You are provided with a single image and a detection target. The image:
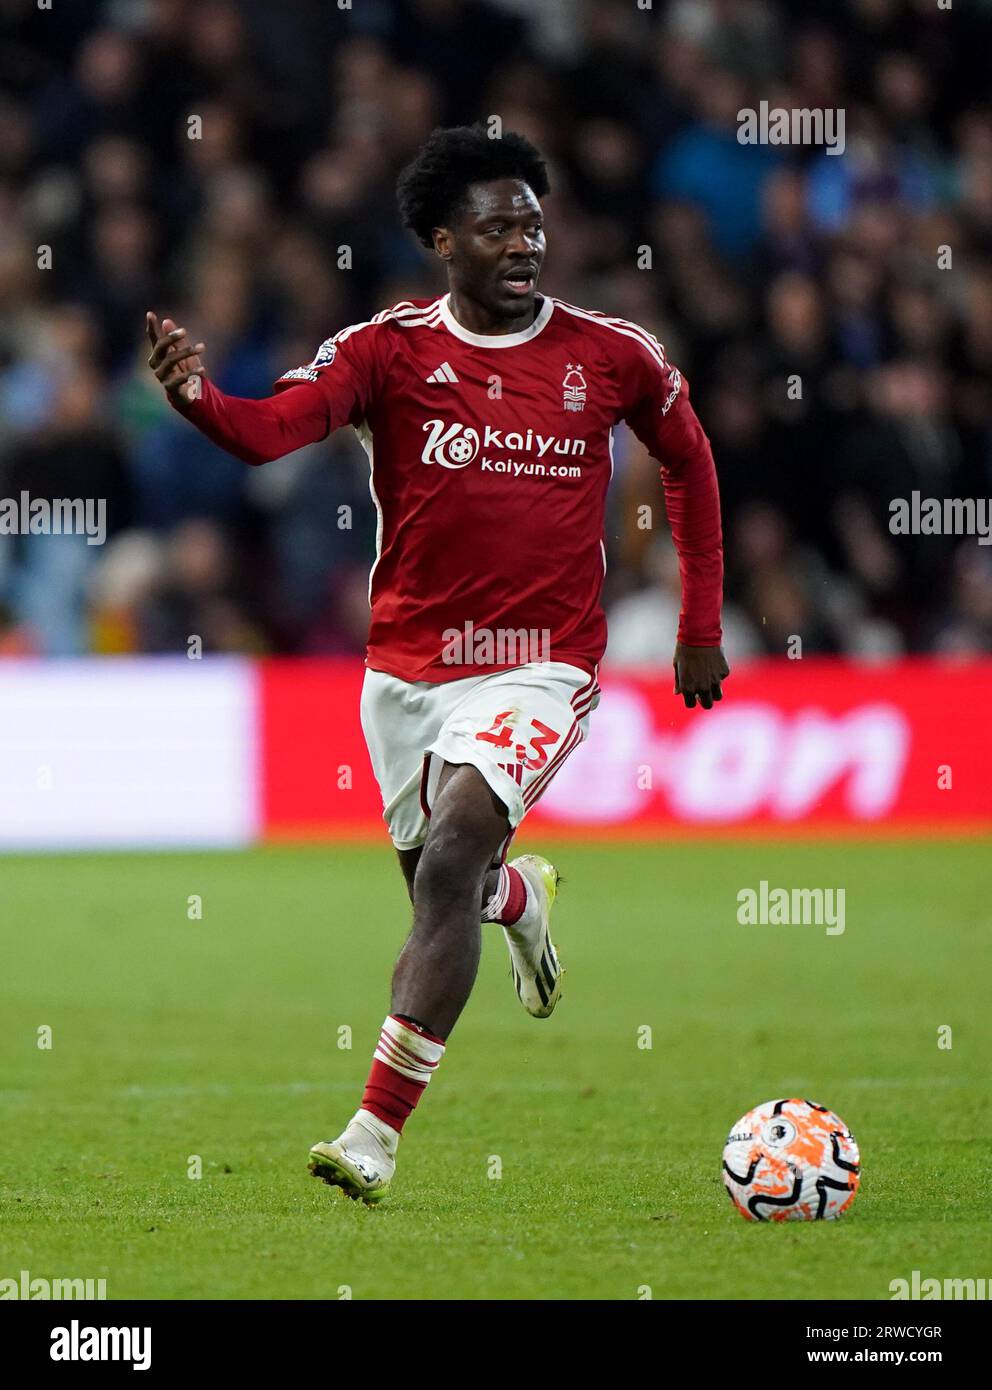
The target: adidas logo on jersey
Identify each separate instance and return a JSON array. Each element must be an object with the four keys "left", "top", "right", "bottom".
[{"left": 426, "top": 362, "right": 459, "bottom": 384}]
